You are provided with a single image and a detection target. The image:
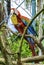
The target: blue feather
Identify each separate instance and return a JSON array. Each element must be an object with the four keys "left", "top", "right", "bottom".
[
  {"left": 22, "top": 18, "right": 38, "bottom": 44},
  {"left": 22, "top": 19, "right": 37, "bottom": 36}
]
